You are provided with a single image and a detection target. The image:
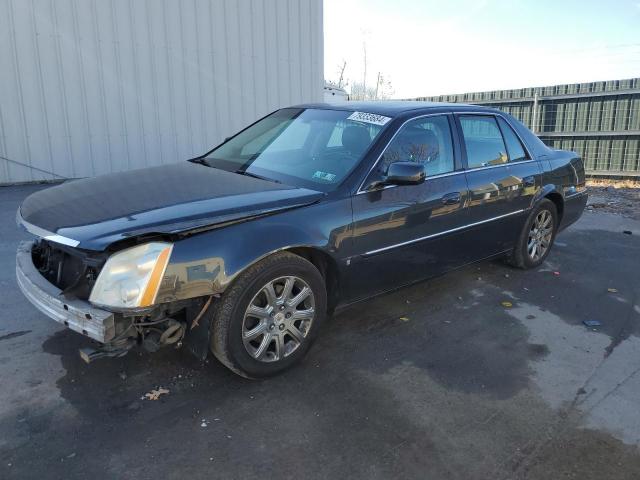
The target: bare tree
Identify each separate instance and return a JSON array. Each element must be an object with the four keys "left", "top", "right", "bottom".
[
  {"left": 325, "top": 61, "right": 348, "bottom": 89},
  {"left": 348, "top": 82, "right": 375, "bottom": 101},
  {"left": 362, "top": 42, "right": 367, "bottom": 93},
  {"left": 337, "top": 61, "right": 346, "bottom": 88},
  {"left": 376, "top": 73, "right": 394, "bottom": 99},
  {"left": 349, "top": 74, "right": 394, "bottom": 101},
  {"left": 325, "top": 33, "right": 394, "bottom": 100}
]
